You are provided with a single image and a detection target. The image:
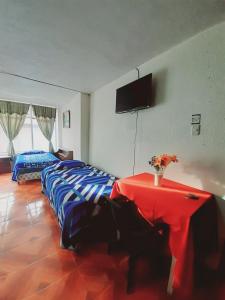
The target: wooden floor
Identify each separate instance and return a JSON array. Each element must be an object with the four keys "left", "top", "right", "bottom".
[{"left": 0, "top": 174, "right": 224, "bottom": 300}]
